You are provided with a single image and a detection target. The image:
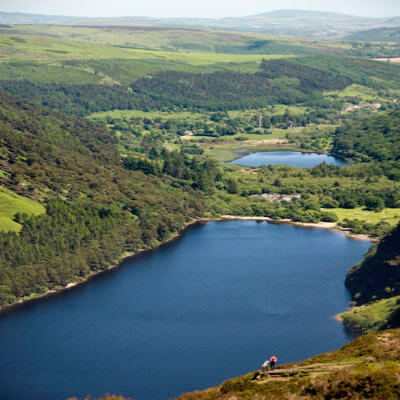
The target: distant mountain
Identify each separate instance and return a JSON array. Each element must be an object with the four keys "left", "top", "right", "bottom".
[
  {"left": 0, "top": 12, "right": 84, "bottom": 25},
  {"left": 0, "top": 9, "right": 399, "bottom": 38},
  {"left": 211, "top": 10, "right": 380, "bottom": 38},
  {"left": 346, "top": 26, "right": 400, "bottom": 42}
]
